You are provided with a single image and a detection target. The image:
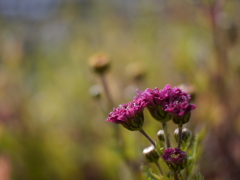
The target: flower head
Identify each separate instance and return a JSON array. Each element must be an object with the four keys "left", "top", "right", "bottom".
[
  {"left": 106, "top": 99, "right": 147, "bottom": 131},
  {"left": 163, "top": 86, "right": 195, "bottom": 116},
  {"left": 89, "top": 53, "right": 110, "bottom": 74},
  {"left": 136, "top": 86, "right": 171, "bottom": 122},
  {"left": 162, "top": 148, "right": 187, "bottom": 172},
  {"left": 150, "top": 84, "right": 196, "bottom": 124}
]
